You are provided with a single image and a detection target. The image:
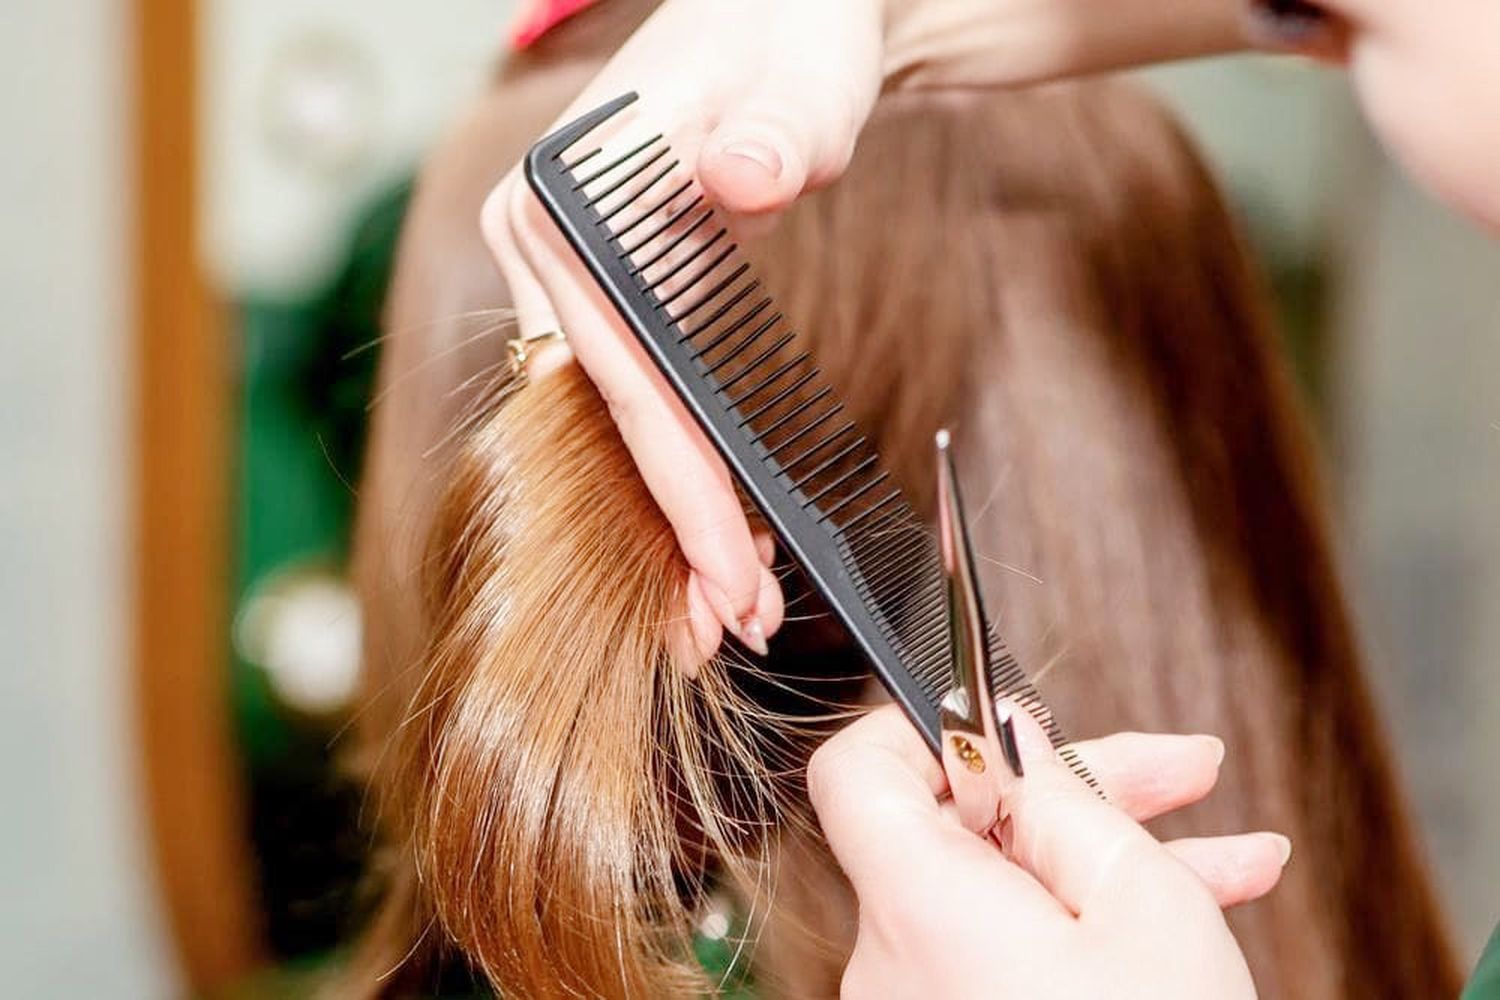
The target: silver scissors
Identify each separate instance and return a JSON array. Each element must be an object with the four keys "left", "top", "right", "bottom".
[{"left": 935, "top": 429, "right": 1025, "bottom": 838}]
